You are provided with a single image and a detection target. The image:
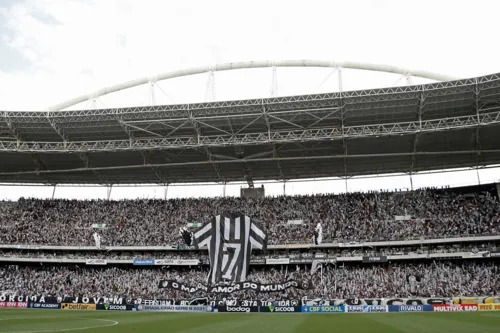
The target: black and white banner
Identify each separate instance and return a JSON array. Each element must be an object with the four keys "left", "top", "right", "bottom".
[
  {"left": 180, "top": 212, "right": 268, "bottom": 284},
  {"left": 0, "top": 295, "right": 128, "bottom": 305},
  {"left": 158, "top": 279, "right": 309, "bottom": 294},
  {"left": 330, "top": 298, "right": 450, "bottom": 306}
]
